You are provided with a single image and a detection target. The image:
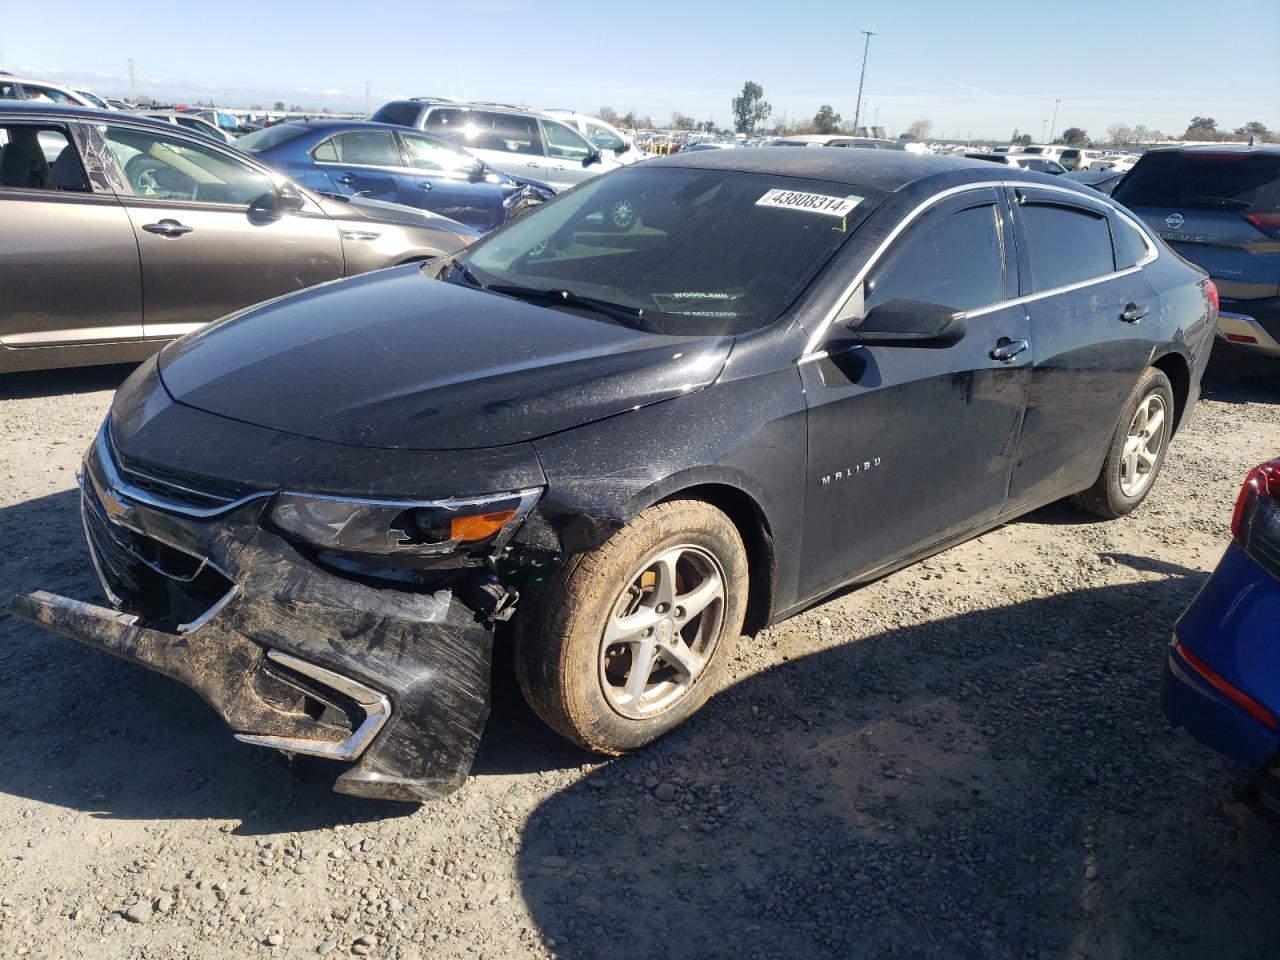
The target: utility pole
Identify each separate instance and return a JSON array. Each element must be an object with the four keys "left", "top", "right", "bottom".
[
  {"left": 1041, "top": 118, "right": 1047, "bottom": 142},
  {"left": 1048, "top": 98, "right": 1061, "bottom": 143},
  {"left": 128, "top": 58, "right": 137, "bottom": 101},
  {"left": 365, "top": 80, "right": 371, "bottom": 115},
  {"left": 852, "top": 27, "right": 876, "bottom": 135}
]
